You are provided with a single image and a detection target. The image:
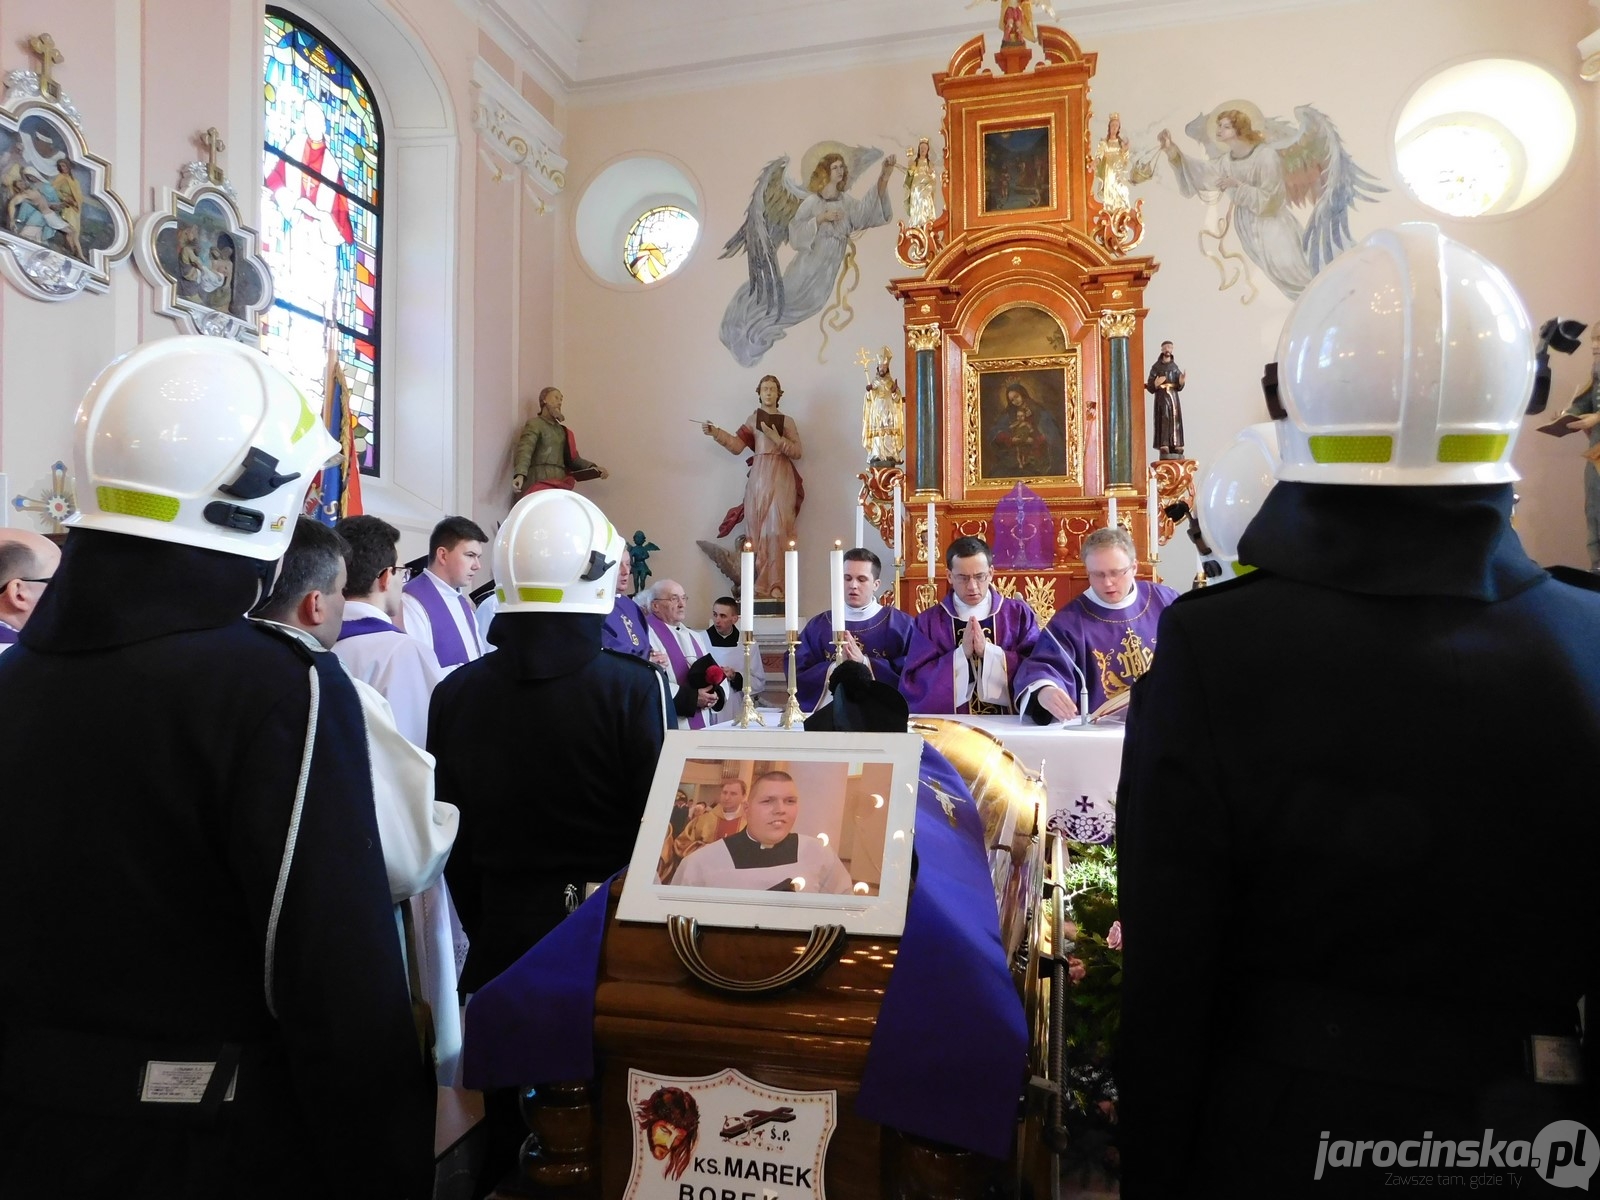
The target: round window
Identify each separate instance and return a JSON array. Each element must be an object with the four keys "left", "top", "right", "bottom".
[
  {"left": 1394, "top": 59, "right": 1575, "bottom": 218},
  {"left": 623, "top": 205, "right": 698, "bottom": 283}
]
